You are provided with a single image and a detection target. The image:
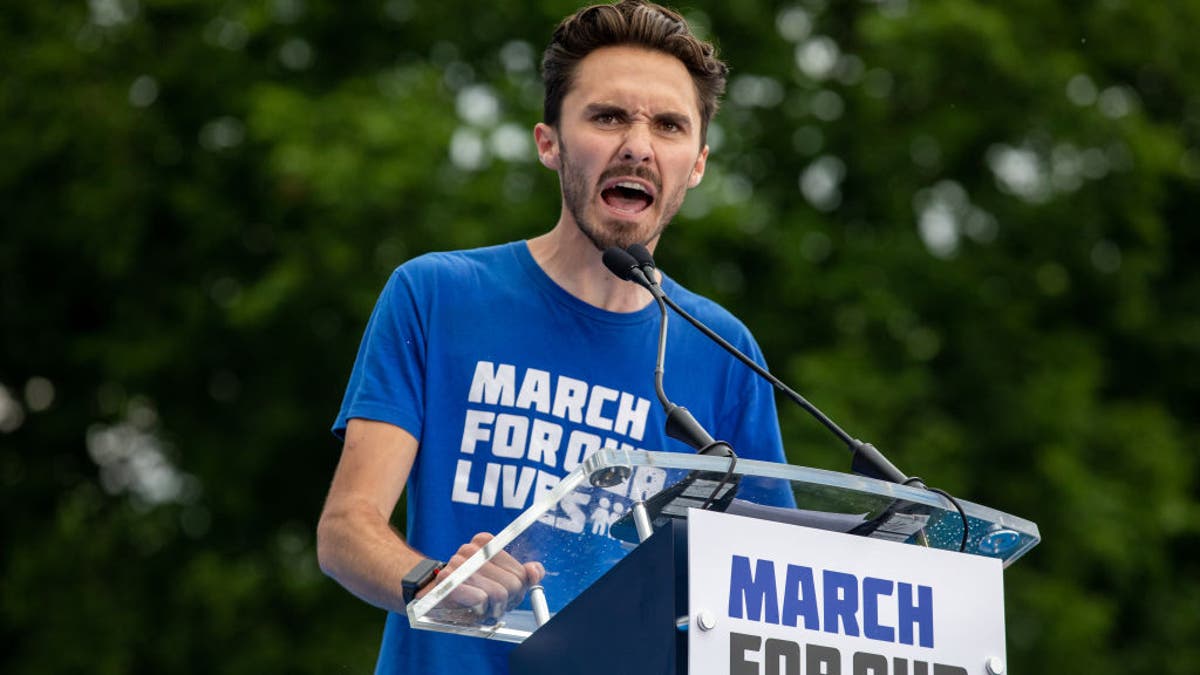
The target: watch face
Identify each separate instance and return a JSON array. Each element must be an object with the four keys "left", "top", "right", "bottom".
[{"left": 402, "top": 558, "right": 443, "bottom": 603}]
